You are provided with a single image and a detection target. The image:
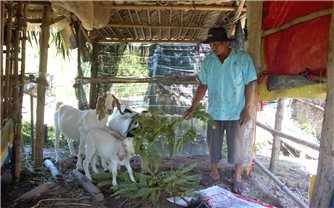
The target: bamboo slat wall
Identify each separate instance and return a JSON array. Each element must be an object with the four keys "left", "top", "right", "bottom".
[{"left": 1, "top": 2, "right": 26, "bottom": 181}]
